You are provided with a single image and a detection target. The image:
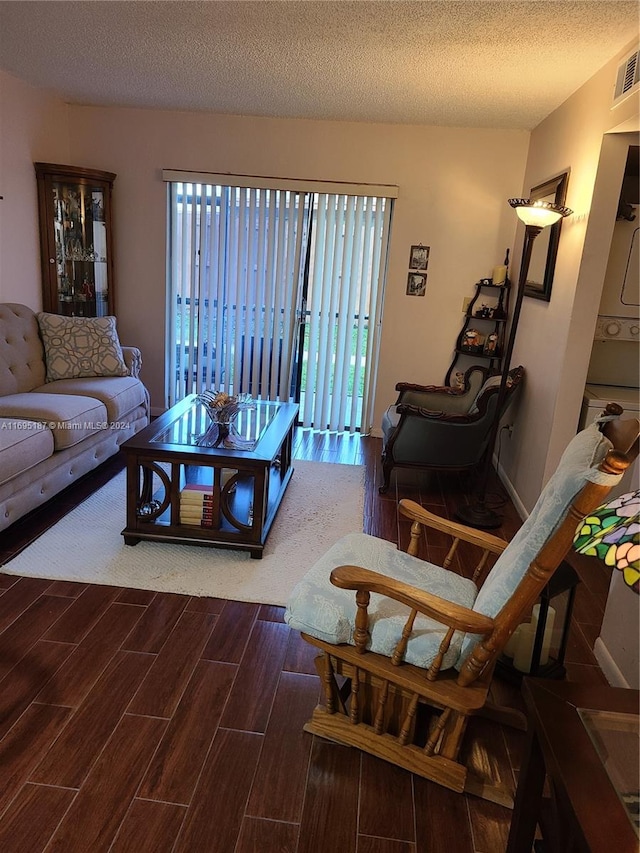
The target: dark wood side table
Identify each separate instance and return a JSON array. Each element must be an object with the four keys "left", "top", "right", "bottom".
[{"left": 506, "top": 679, "right": 639, "bottom": 853}]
